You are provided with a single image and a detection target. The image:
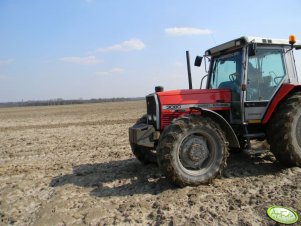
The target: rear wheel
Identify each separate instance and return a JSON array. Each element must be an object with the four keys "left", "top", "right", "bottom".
[
  {"left": 130, "top": 115, "right": 157, "bottom": 164},
  {"left": 267, "top": 91, "right": 301, "bottom": 166},
  {"left": 157, "top": 115, "right": 228, "bottom": 187}
]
